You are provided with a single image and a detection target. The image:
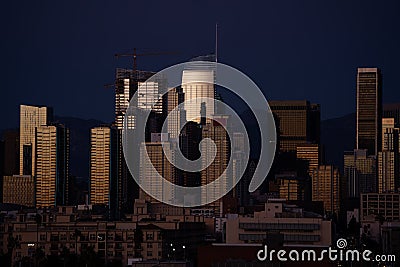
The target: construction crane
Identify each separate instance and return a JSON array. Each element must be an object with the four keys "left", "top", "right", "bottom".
[
  {"left": 104, "top": 48, "right": 178, "bottom": 89},
  {"left": 114, "top": 48, "right": 178, "bottom": 74}
]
